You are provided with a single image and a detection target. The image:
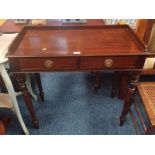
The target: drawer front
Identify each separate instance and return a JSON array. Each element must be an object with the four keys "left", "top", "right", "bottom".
[
  {"left": 19, "top": 58, "right": 78, "bottom": 71},
  {"left": 80, "top": 56, "right": 145, "bottom": 70}
]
